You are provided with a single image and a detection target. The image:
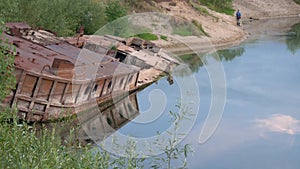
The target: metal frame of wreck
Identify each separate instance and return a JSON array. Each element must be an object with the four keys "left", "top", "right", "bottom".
[
  {"left": 2, "top": 23, "right": 141, "bottom": 122},
  {"left": 11, "top": 67, "right": 139, "bottom": 122}
]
